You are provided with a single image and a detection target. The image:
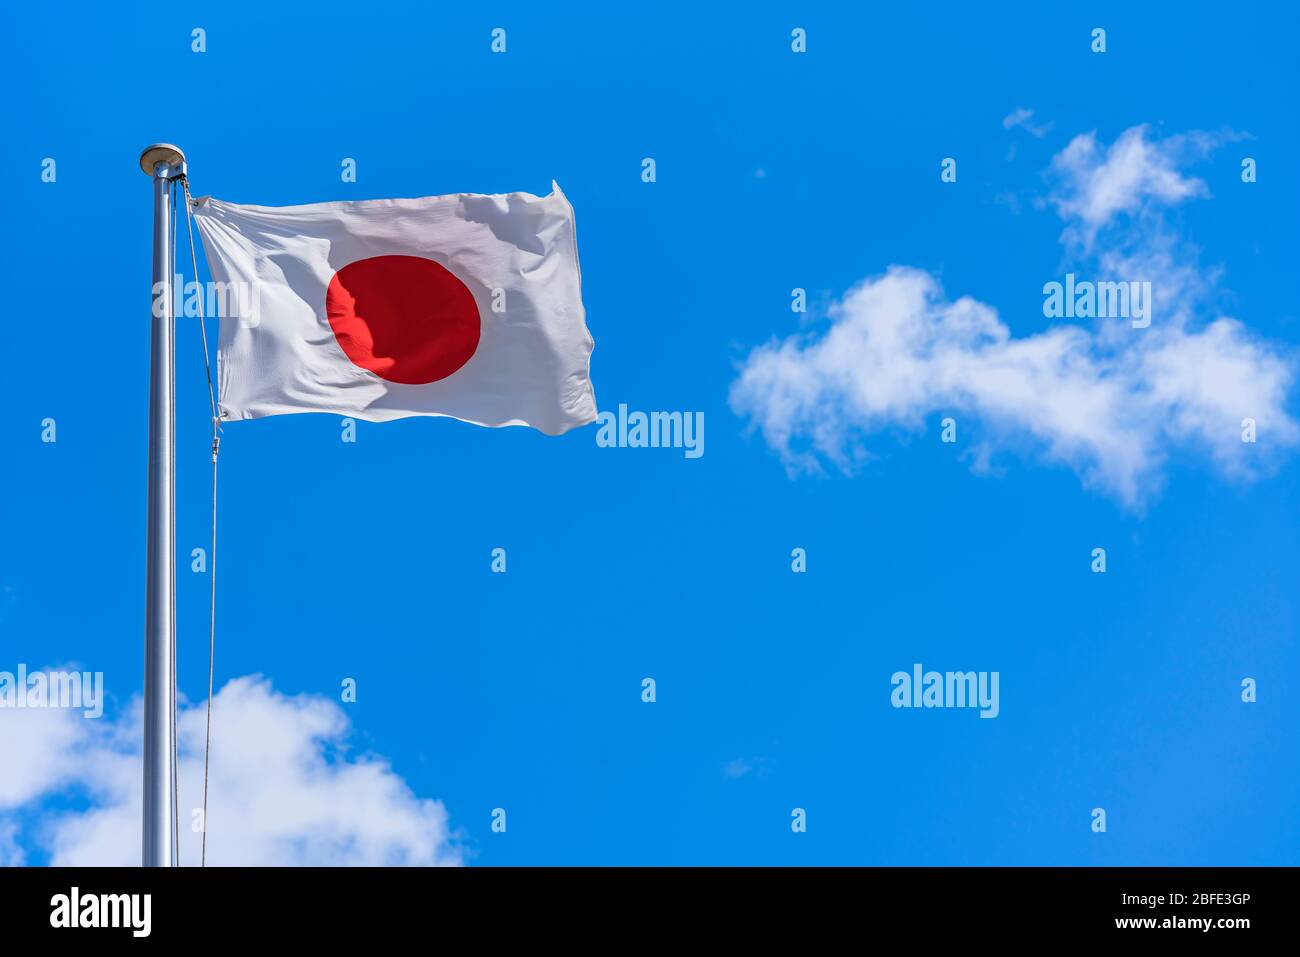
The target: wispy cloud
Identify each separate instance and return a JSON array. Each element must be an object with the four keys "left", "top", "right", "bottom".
[
  {"left": 722, "top": 756, "right": 770, "bottom": 779},
  {"left": 0, "top": 820, "right": 23, "bottom": 867},
  {"left": 730, "top": 126, "right": 1297, "bottom": 509},
  {"left": 1049, "top": 124, "right": 1213, "bottom": 249},
  {"left": 0, "top": 675, "right": 462, "bottom": 866},
  {"left": 1002, "top": 107, "right": 1053, "bottom": 139}
]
